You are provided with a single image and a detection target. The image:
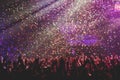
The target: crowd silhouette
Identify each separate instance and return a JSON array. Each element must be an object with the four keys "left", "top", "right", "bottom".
[{"left": 0, "top": 53, "right": 120, "bottom": 80}]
